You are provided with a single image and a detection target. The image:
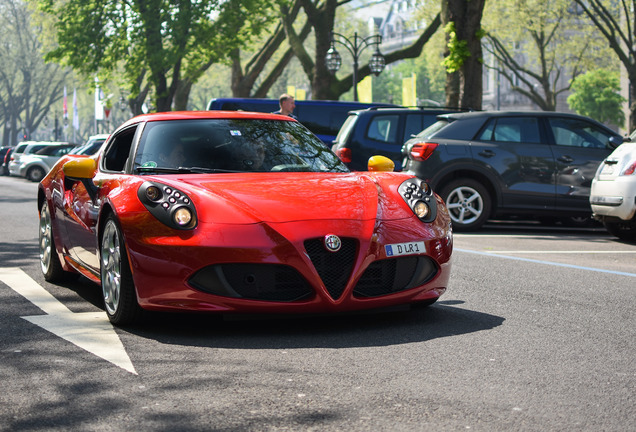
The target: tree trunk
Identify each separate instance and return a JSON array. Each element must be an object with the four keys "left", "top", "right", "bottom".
[{"left": 442, "top": 0, "right": 486, "bottom": 110}]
